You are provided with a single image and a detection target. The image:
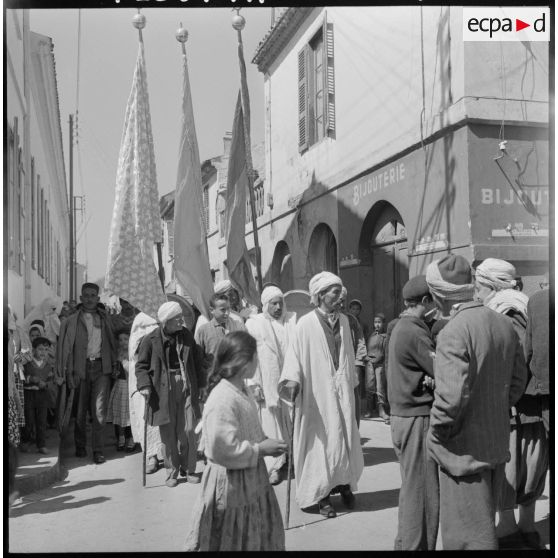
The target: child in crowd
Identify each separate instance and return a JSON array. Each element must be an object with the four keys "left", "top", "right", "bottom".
[
  {"left": 185, "top": 331, "right": 287, "bottom": 551},
  {"left": 23, "top": 337, "right": 55, "bottom": 453},
  {"left": 106, "top": 330, "right": 135, "bottom": 452},
  {"left": 365, "top": 313, "right": 390, "bottom": 423}
]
